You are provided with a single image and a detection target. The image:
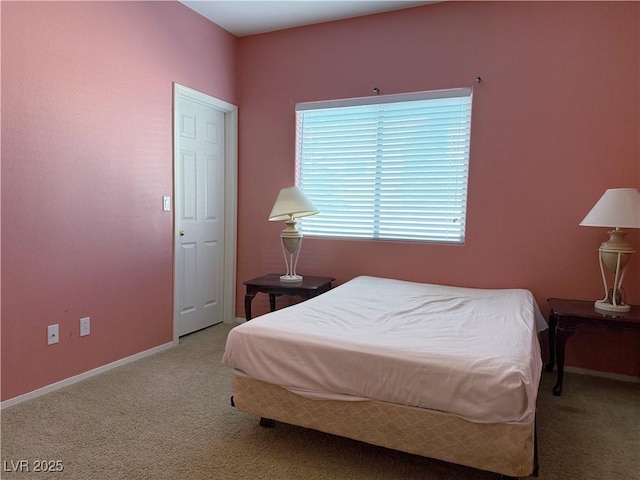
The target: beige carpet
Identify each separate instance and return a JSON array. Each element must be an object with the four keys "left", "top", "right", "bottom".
[{"left": 1, "top": 323, "right": 638, "bottom": 480}]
